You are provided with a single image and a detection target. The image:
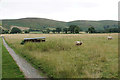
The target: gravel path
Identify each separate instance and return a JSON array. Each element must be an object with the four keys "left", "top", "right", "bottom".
[{"left": 2, "top": 37, "right": 45, "bottom": 78}]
